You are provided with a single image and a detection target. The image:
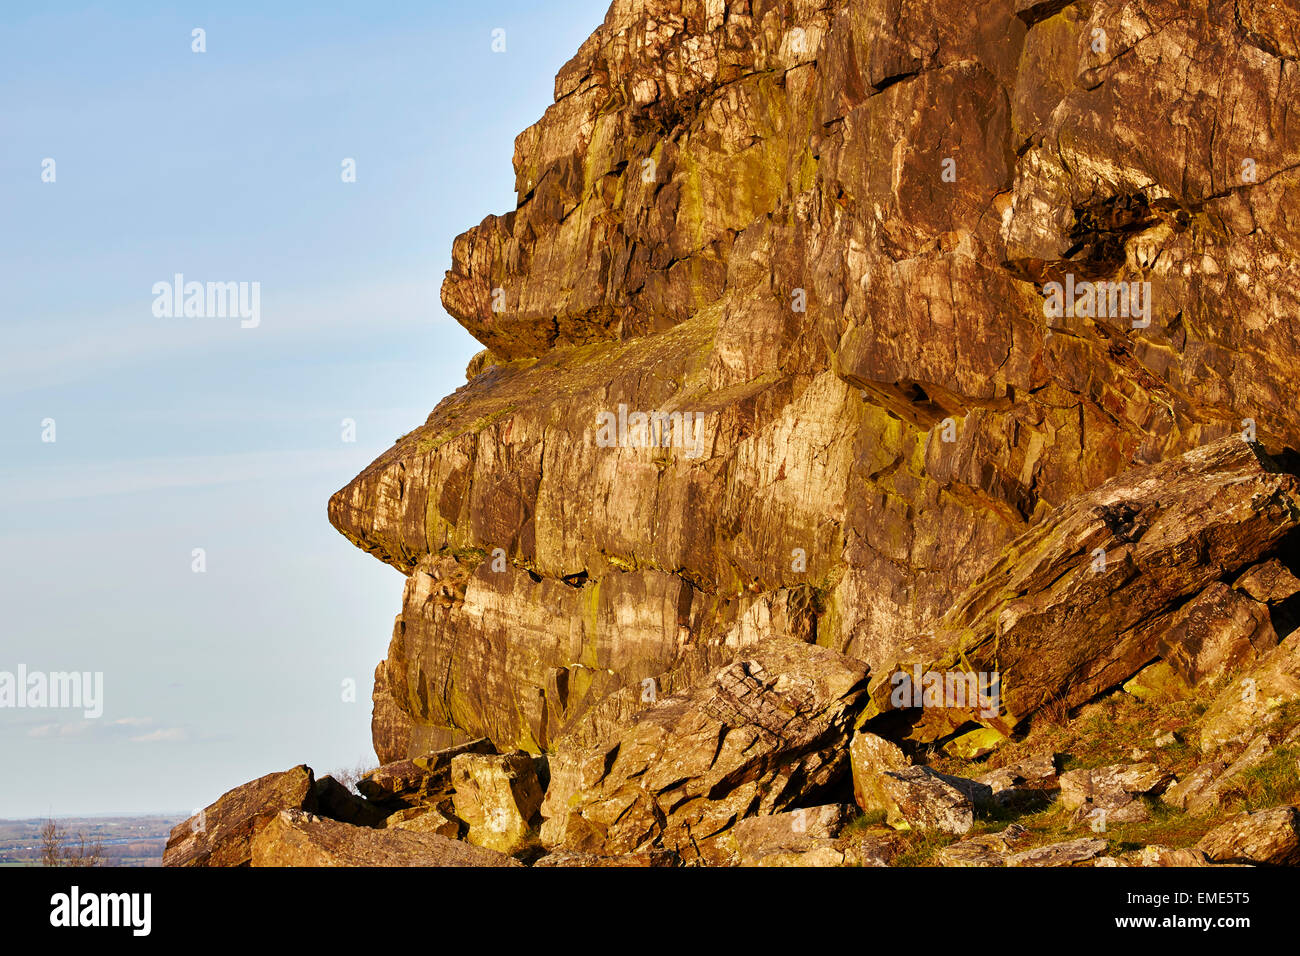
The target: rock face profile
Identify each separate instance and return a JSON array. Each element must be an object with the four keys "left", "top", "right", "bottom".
[{"left": 174, "top": 0, "right": 1300, "bottom": 866}]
